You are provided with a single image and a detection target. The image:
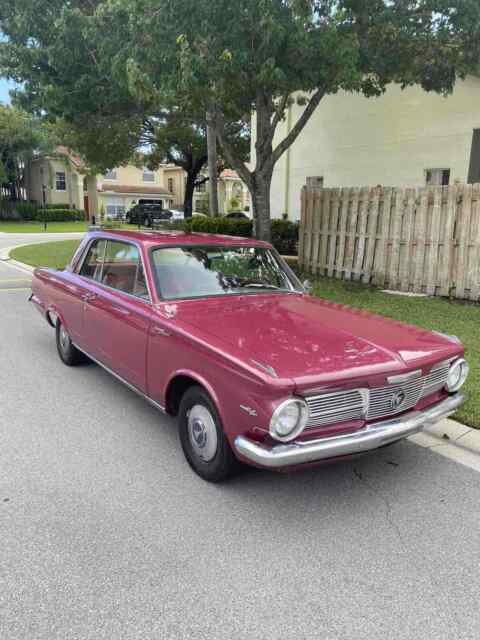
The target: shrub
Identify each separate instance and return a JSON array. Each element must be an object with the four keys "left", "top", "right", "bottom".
[
  {"left": 179, "top": 216, "right": 253, "bottom": 237},
  {"left": 34, "top": 208, "right": 85, "bottom": 222},
  {"left": 170, "top": 216, "right": 299, "bottom": 254},
  {"left": 45, "top": 203, "right": 71, "bottom": 210},
  {"left": 271, "top": 219, "right": 299, "bottom": 255},
  {"left": 15, "top": 202, "right": 39, "bottom": 220},
  {"left": 228, "top": 196, "right": 241, "bottom": 212}
]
